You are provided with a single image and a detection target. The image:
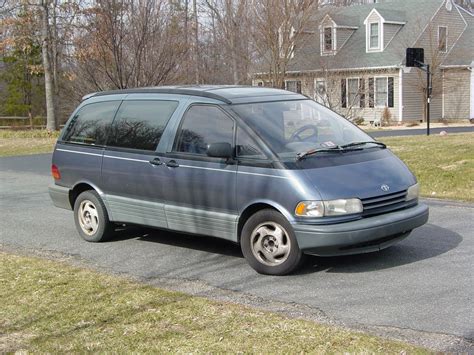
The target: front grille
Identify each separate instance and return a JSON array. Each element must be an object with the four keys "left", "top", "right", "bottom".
[{"left": 361, "top": 190, "right": 411, "bottom": 217}]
